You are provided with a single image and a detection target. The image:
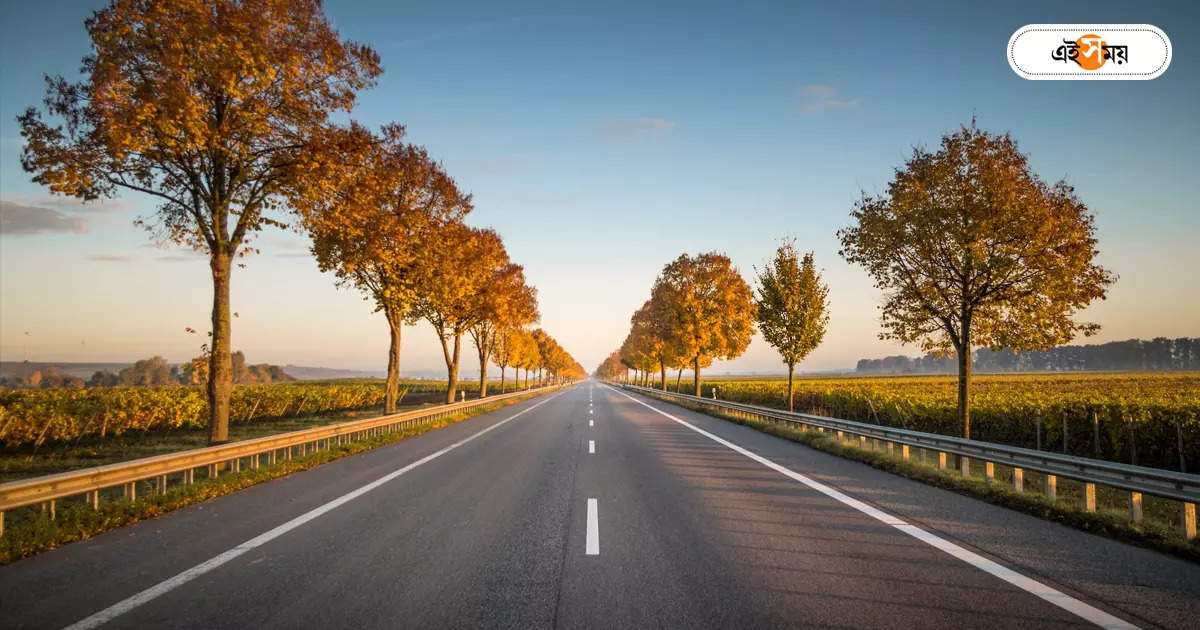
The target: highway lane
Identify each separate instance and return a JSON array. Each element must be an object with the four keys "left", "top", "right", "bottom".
[{"left": 1, "top": 382, "right": 1197, "bottom": 629}]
